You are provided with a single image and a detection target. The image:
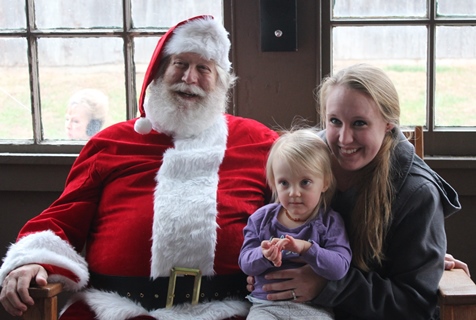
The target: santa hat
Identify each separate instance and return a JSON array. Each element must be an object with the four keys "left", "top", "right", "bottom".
[{"left": 134, "top": 15, "right": 232, "bottom": 134}]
